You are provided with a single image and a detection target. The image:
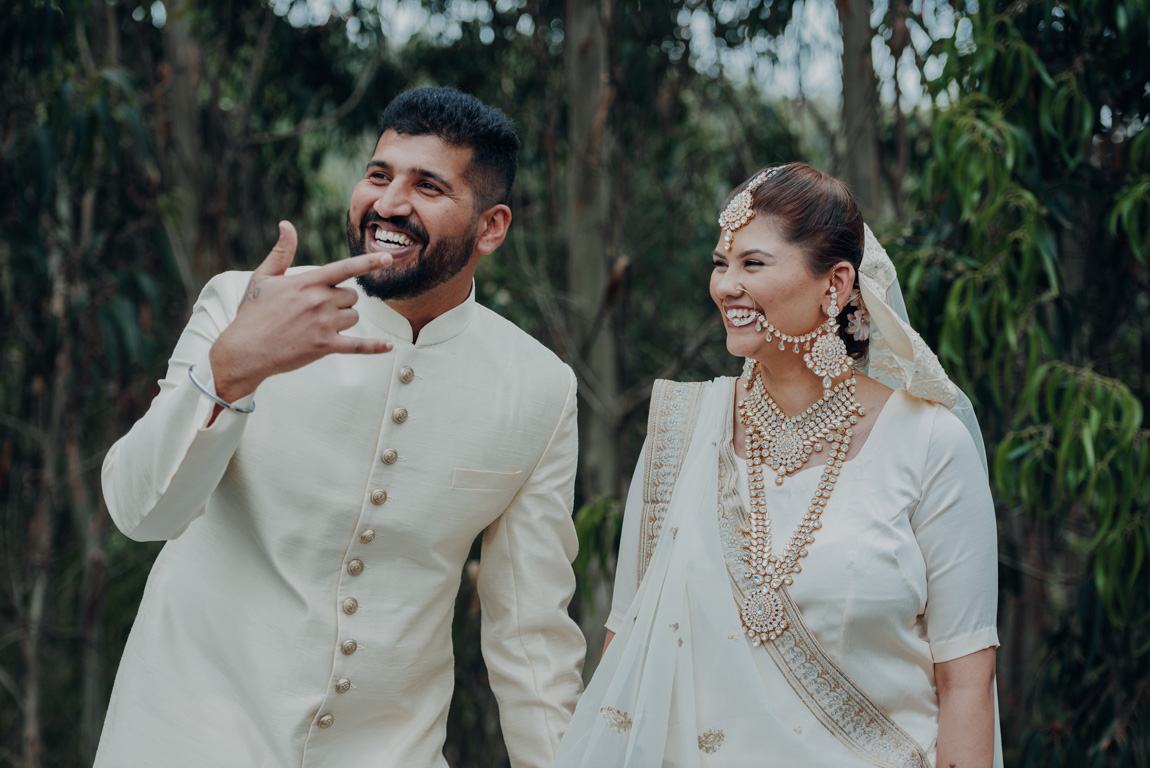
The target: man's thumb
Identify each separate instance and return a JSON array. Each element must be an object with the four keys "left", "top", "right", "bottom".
[{"left": 255, "top": 221, "right": 297, "bottom": 276}]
